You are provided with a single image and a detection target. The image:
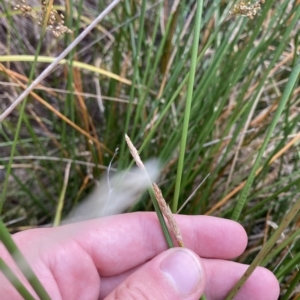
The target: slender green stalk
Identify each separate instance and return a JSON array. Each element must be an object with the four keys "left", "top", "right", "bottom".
[
  {"left": 53, "top": 162, "right": 71, "bottom": 226},
  {"left": 261, "top": 228, "right": 300, "bottom": 266},
  {"left": 0, "top": 258, "right": 35, "bottom": 300},
  {"left": 231, "top": 52, "right": 300, "bottom": 221},
  {"left": 243, "top": 177, "right": 300, "bottom": 217},
  {"left": 275, "top": 252, "right": 300, "bottom": 279},
  {"left": 172, "top": 0, "right": 203, "bottom": 212},
  {"left": 119, "top": 0, "right": 146, "bottom": 167},
  {"left": 148, "top": 186, "right": 174, "bottom": 248},
  {"left": 0, "top": 220, "right": 51, "bottom": 300},
  {"left": 134, "top": 1, "right": 185, "bottom": 124},
  {"left": 225, "top": 195, "right": 300, "bottom": 299},
  {"left": 132, "top": 1, "right": 162, "bottom": 132},
  {"left": 0, "top": 20, "right": 47, "bottom": 214},
  {"left": 281, "top": 269, "right": 300, "bottom": 300}
]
